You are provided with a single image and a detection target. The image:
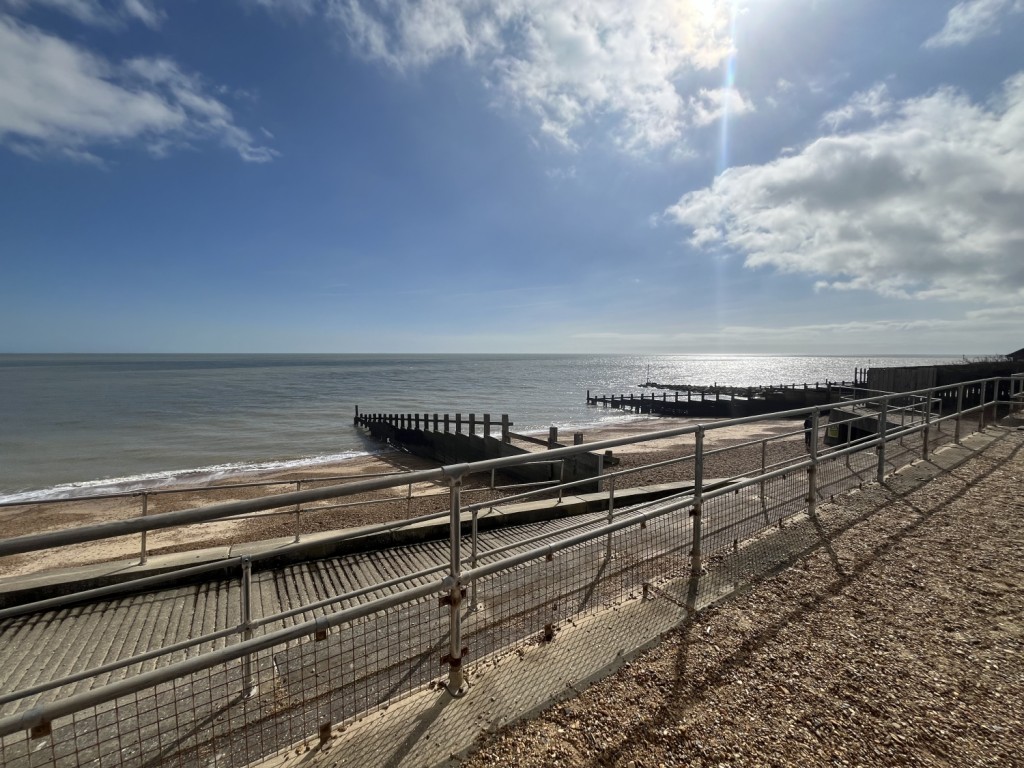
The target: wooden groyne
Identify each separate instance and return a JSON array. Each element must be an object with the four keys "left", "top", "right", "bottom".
[
  {"left": 587, "top": 382, "right": 853, "bottom": 419},
  {"left": 353, "top": 409, "right": 610, "bottom": 491}
]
